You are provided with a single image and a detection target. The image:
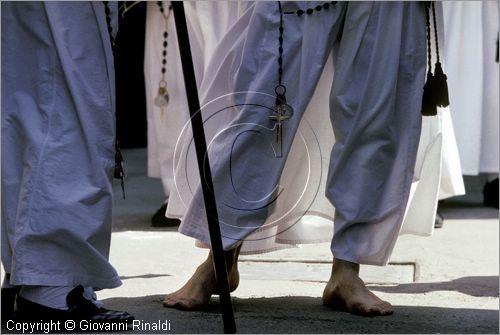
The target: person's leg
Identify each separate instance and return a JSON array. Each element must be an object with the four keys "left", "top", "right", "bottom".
[
  {"left": 2, "top": 0, "right": 121, "bottom": 291},
  {"left": 1, "top": 2, "right": 131, "bottom": 322},
  {"left": 483, "top": 174, "right": 499, "bottom": 208},
  {"left": 0, "top": 275, "right": 19, "bottom": 324},
  {"left": 178, "top": 0, "right": 347, "bottom": 252},
  {"left": 165, "top": 1, "right": 348, "bottom": 309},
  {"left": 323, "top": 2, "right": 426, "bottom": 315}
]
